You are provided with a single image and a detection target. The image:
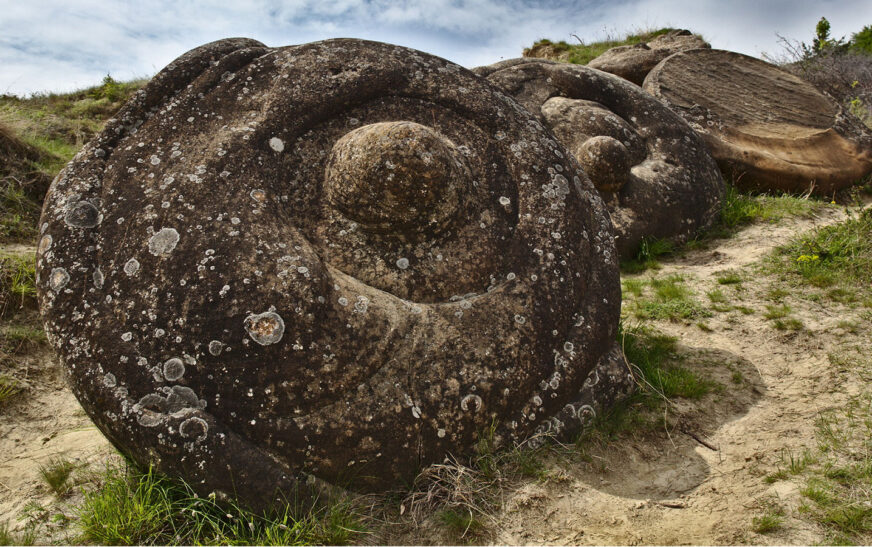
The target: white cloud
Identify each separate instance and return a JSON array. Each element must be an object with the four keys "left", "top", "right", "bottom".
[{"left": 1, "top": 0, "right": 870, "bottom": 95}]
